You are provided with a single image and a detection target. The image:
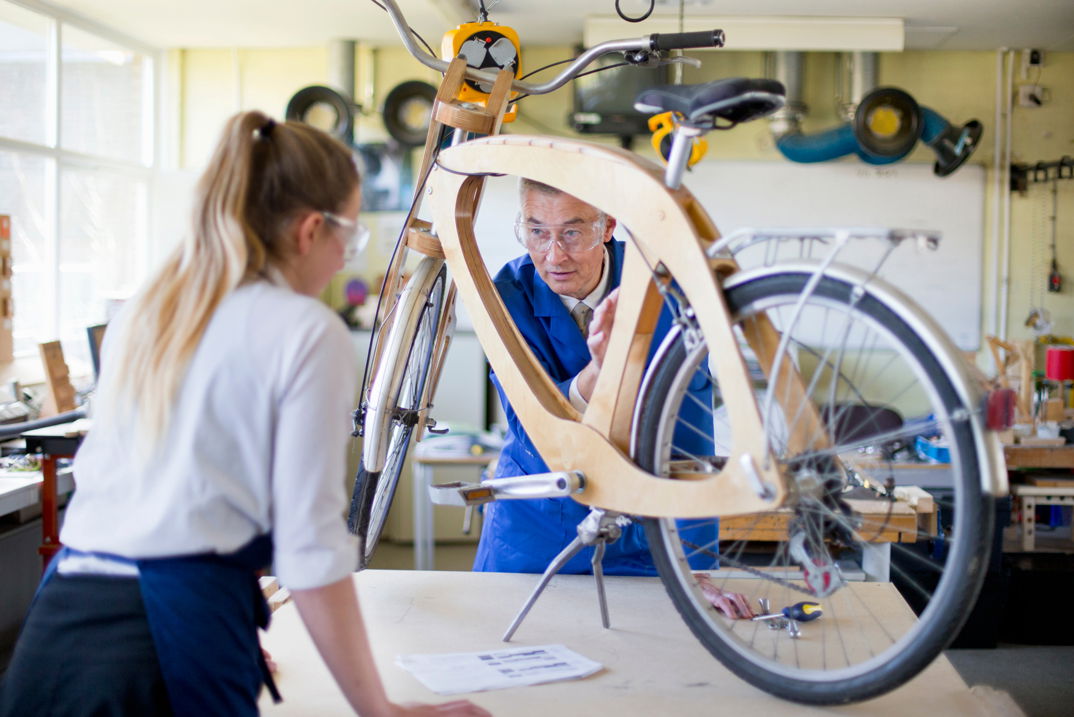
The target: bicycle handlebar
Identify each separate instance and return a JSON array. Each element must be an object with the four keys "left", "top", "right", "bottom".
[
  {"left": 649, "top": 30, "right": 725, "bottom": 51},
  {"left": 378, "top": 0, "right": 723, "bottom": 96}
]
